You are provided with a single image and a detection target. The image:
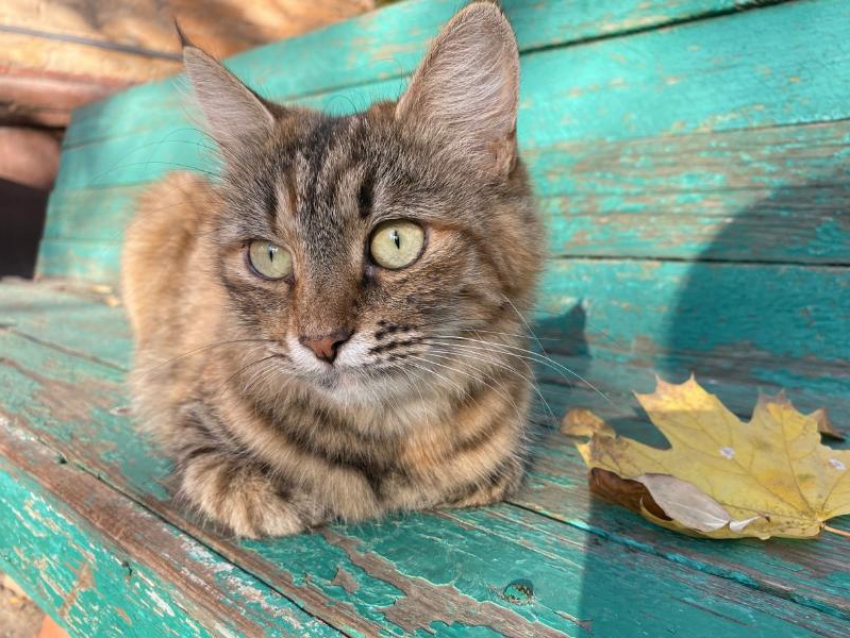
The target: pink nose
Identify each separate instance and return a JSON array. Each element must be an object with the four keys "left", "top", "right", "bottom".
[{"left": 299, "top": 330, "right": 352, "bottom": 364}]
